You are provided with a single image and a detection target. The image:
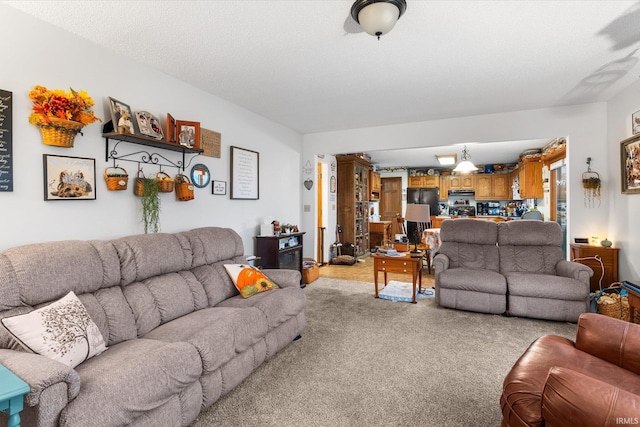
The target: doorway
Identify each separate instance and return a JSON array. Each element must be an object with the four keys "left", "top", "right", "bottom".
[{"left": 380, "top": 177, "right": 403, "bottom": 236}]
